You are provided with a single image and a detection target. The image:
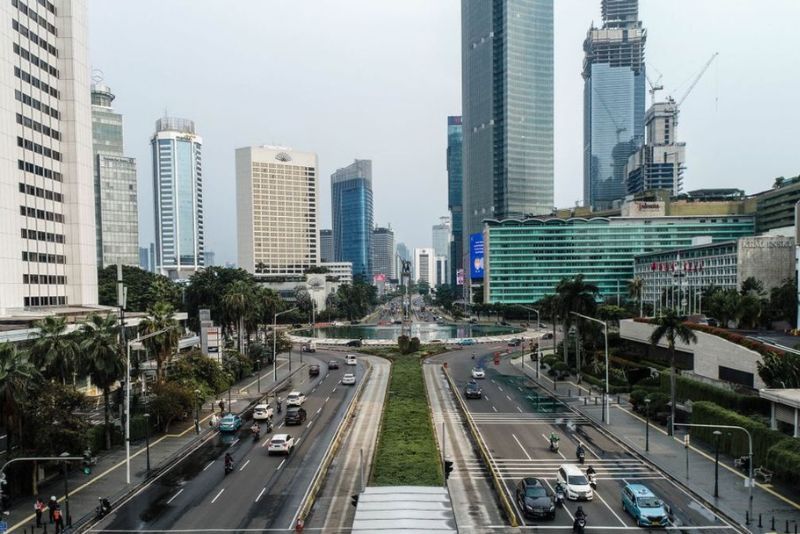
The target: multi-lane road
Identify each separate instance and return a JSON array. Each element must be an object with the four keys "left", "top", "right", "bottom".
[
  {"left": 429, "top": 343, "right": 743, "bottom": 532},
  {"left": 88, "top": 350, "right": 362, "bottom": 533}
]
